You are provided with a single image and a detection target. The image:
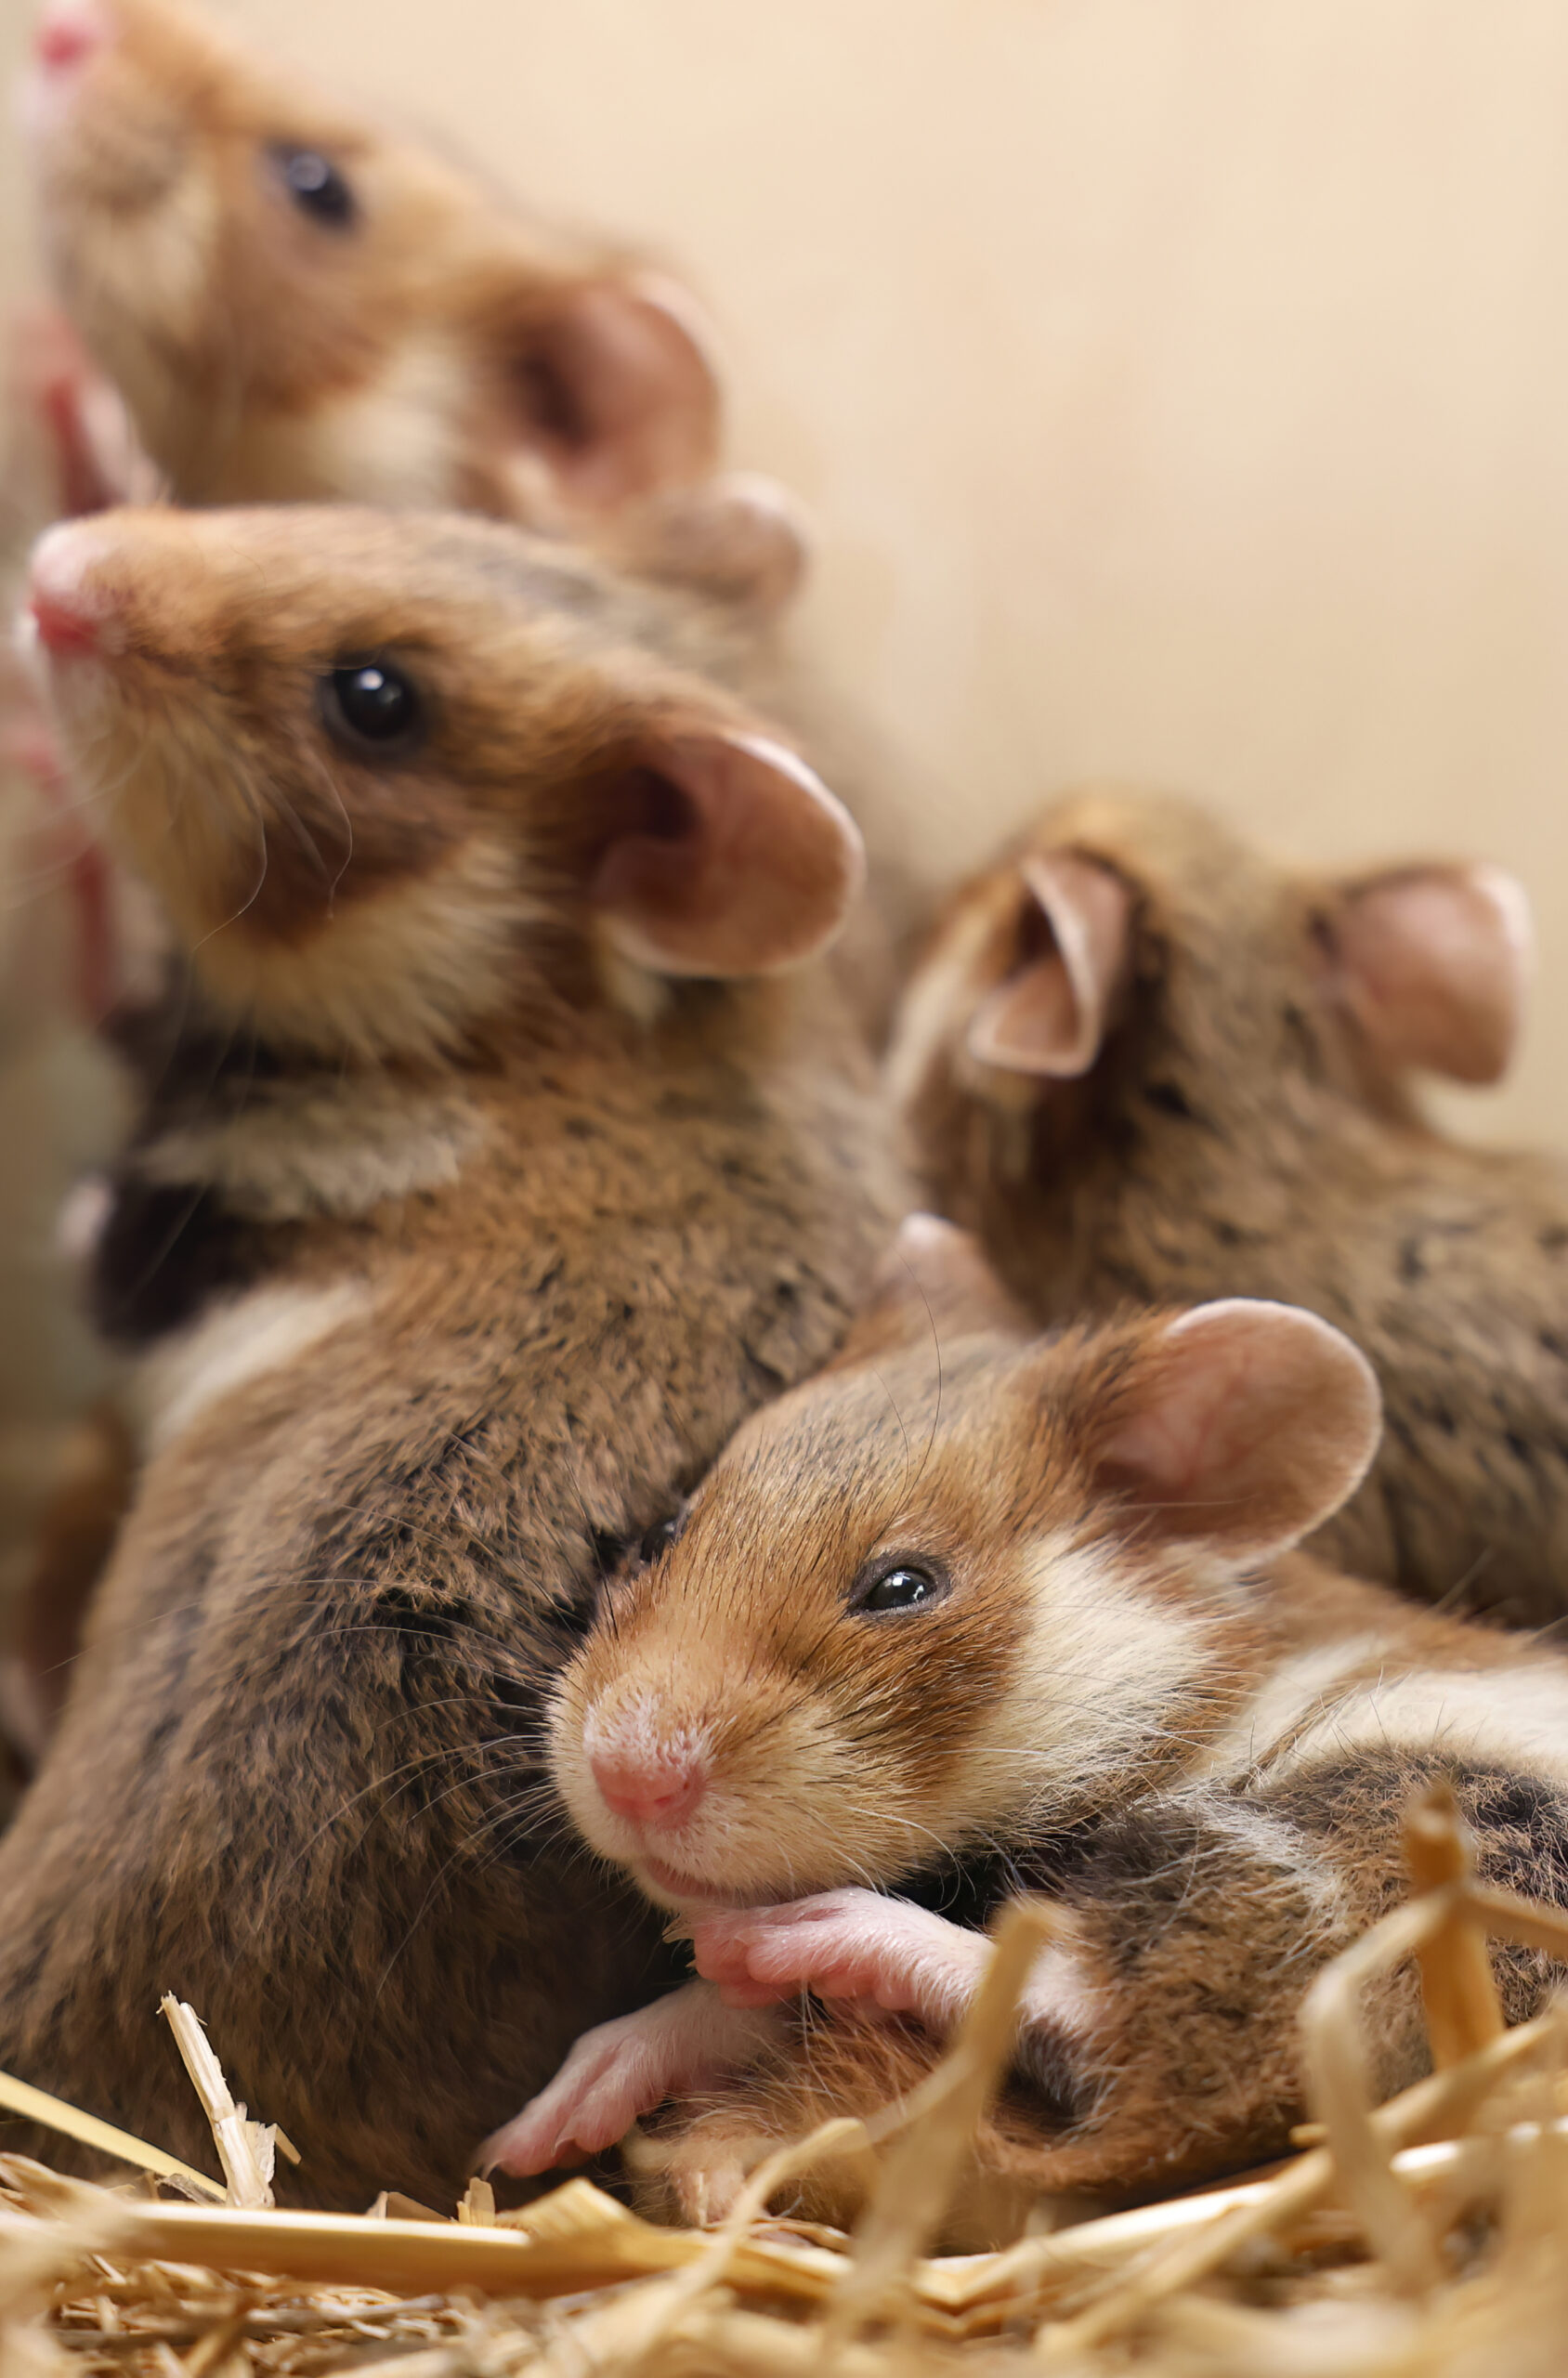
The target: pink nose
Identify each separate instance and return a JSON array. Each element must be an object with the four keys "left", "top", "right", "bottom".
[
  {"left": 35, "top": 2, "right": 107, "bottom": 72},
  {"left": 589, "top": 1746, "right": 708, "bottom": 1832},
  {"left": 31, "top": 589, "right": 101, "bottom": 658}
]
